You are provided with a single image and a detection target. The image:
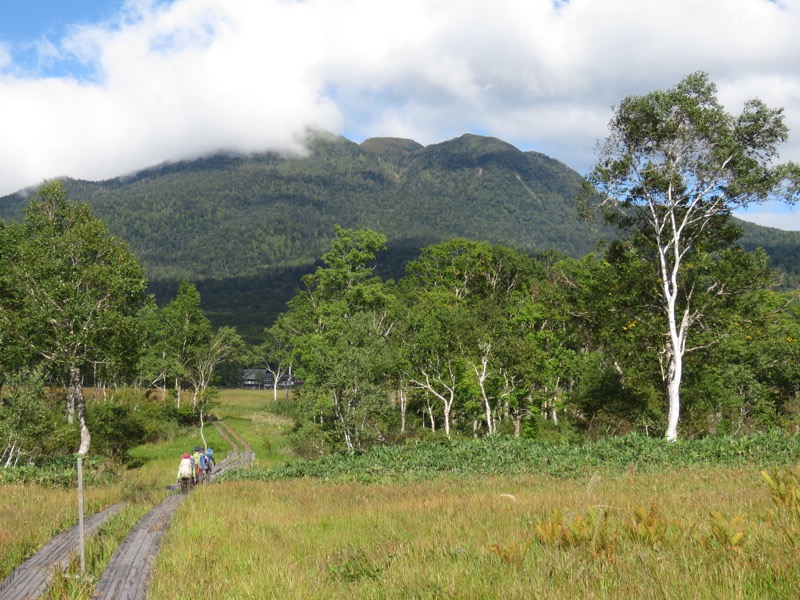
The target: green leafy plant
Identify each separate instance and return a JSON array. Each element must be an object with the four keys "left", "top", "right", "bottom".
[
  {"left": 761, "top": 463, "right": 800, "bottom": 544},
  {"left": 566, "top": 508, "right": 618, "bottom": 563},
  {"left": 533, "top": 508, "right": 617, "bottom": 563},
  {"left": 761, "top": 464, "right": 800, "bottom": 514},
  {"left": 533, "top": 509, "right": 565, "bottom": 546}
]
